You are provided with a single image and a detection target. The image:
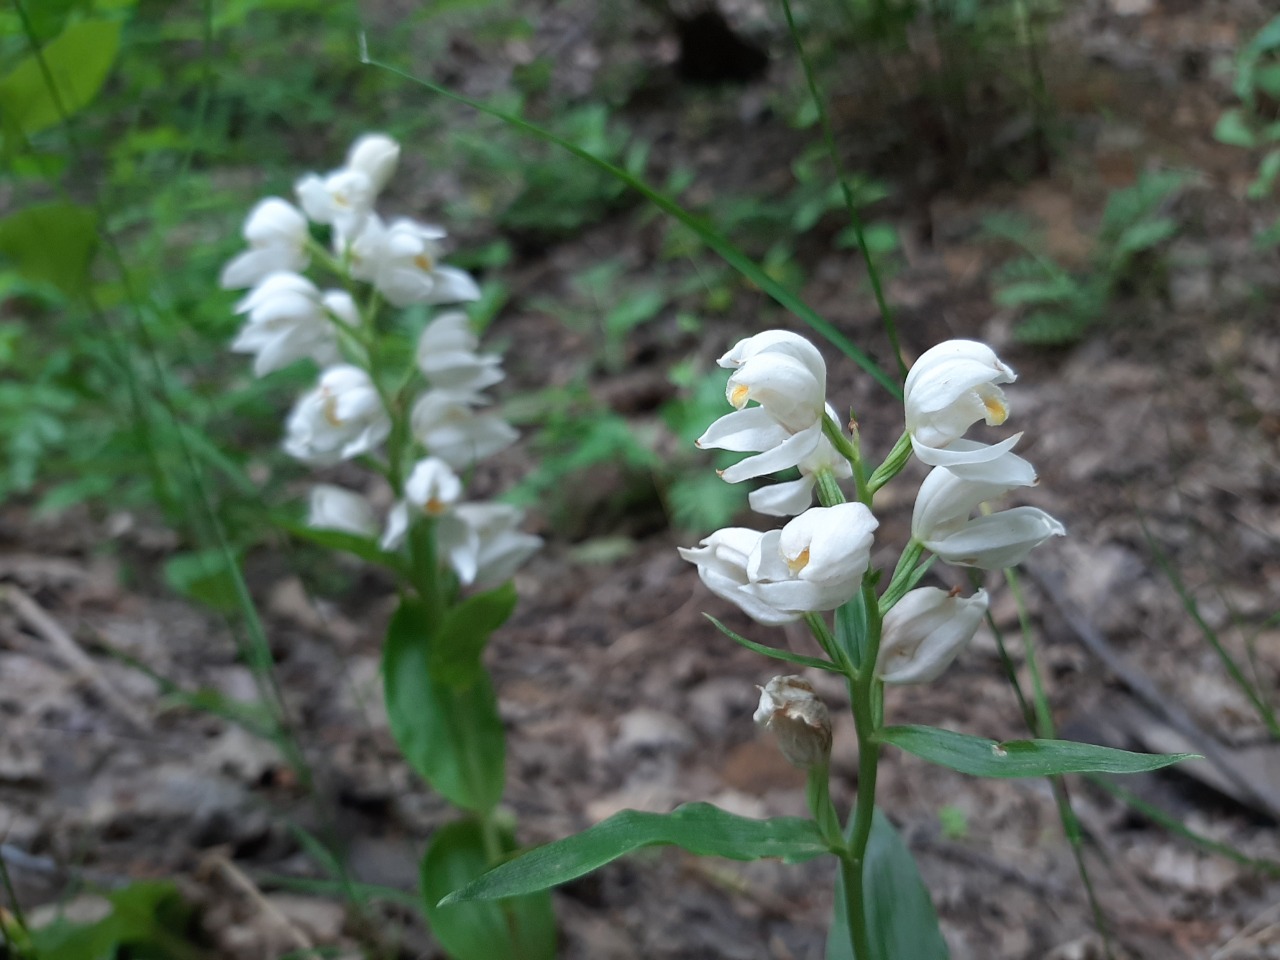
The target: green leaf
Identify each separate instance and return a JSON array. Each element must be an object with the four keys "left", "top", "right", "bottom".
[
  {"left": 0, "top": 202, "right": 96, "bottom": 296},
  {"left": 875, "top": 725, "right": 1197, "bottom": 778},
  {"left": 834, "top": 592, "right": 870, "bottom": 671},
  {"left": 1249, "top": 149, "right": 1280, "bottom": 199},
  {"left": 0, "top": 18, "right": 123, "bottom": 138},
  {"left": 1114, "top": 217, "right": 1178, "bottom": 257},
  {"left": 383, "top": 598, "right": 506, "bottom": 813},
  {"left": 26, "top": 881, "right": 191, "bottom": 960},
  {"left": 827, "top": 810, "right": 949, "bottom": 960},
  {"left": 422, "top": 820, "right": 557, "bottom": 960},
  {"left": 163, "top": 549, "right": 243, "bottom": 613},
  {"left": 442, "top": 803, "right": 832, "bottom": 903},
  {"left": 430, "top": 582, "right": 518, "bottom": 688},
  {"left": 993, "top": 275, "right": 1076, "bottom": 308},
  {"left": 1214, "top": 108, "right": 1257, "bottom": 148},
  {"left": 276, "top": 518, "right": 410, "bottom": 575},
  {"left": 704, "top": 614, "right": 842, "bottom": 673}
]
